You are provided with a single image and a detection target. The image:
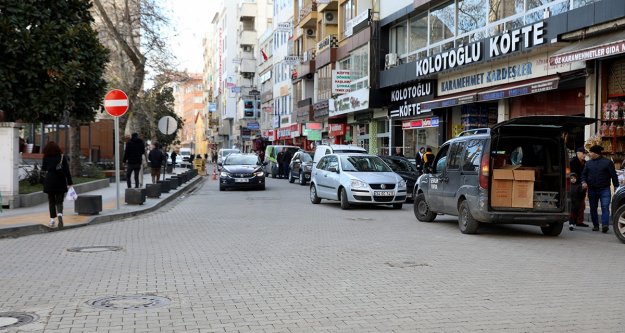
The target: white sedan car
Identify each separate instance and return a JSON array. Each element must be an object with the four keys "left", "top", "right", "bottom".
[{"left": 309, "top": 153, "right": 407, "bottom": 210}]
